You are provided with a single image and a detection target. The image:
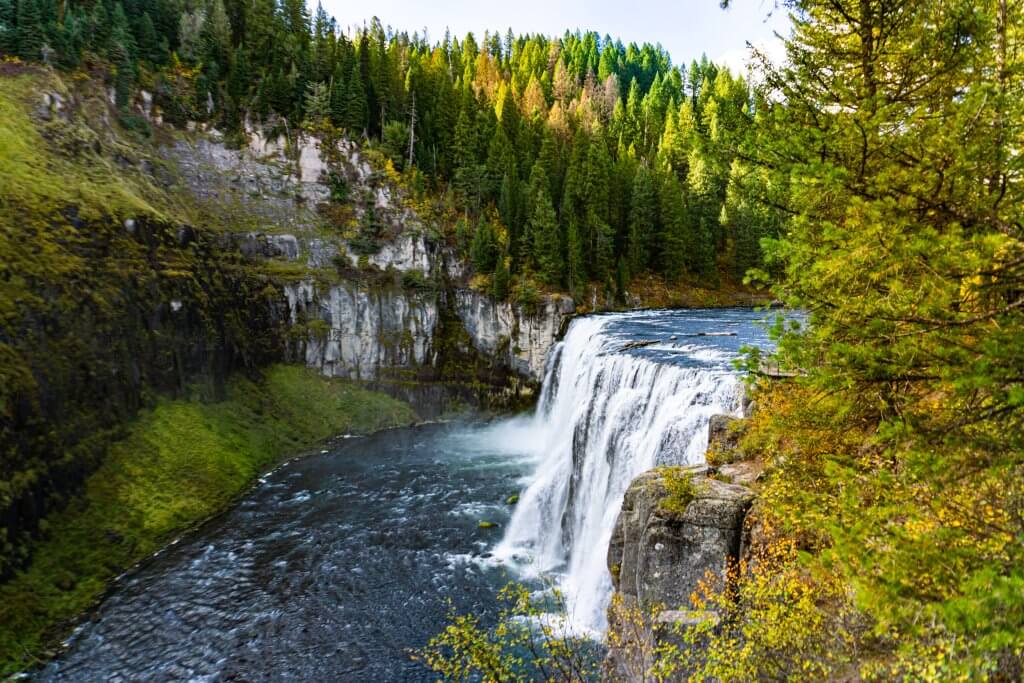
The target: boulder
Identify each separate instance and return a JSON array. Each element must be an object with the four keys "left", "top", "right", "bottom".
[
  {"left": 603, "top": 468, "right": 754, "bottom": 683},
  {"left": 706, "top": 414, "right": 747, "bottom": 465},
  {"left": 608, "top": 468, "right": 754, "bottom": 609}
]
